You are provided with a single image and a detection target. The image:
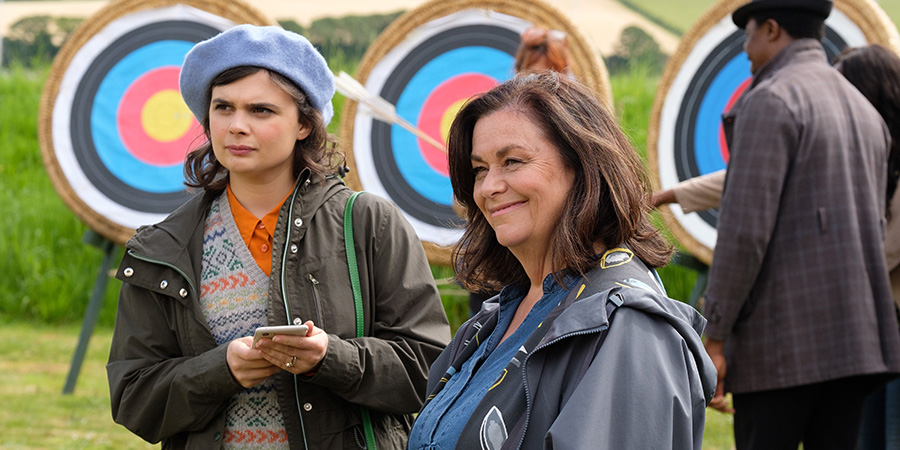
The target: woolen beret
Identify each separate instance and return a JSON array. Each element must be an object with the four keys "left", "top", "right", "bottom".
[
  {"left": 179, "top": 24, "right": 335, "bottom": 125},
  {"left": 733, "top": 0, "right": 833, "bottom": 28}
]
